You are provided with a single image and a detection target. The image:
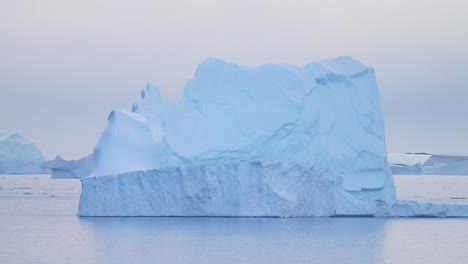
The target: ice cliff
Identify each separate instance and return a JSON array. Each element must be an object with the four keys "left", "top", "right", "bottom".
[
  {"left": 0, "top": 132, "right": 49, "bottom": 174},
  {"left": 78, "top": 57, "right": 468, "bottom": 217},
  {"left": 42, "top": 155, "right": 93, "bottom": 178}
]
